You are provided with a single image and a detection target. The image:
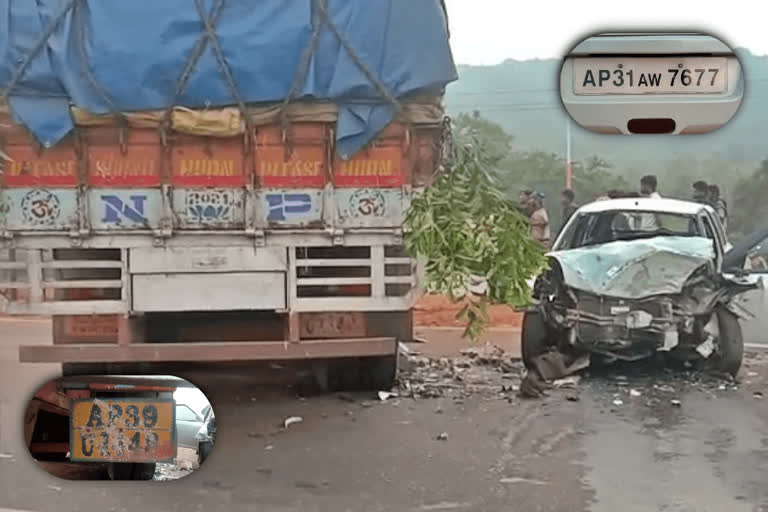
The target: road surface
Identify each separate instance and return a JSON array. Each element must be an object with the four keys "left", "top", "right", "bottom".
[{"left": 1, "top": 317, "right": 768, "bottom": 512}]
